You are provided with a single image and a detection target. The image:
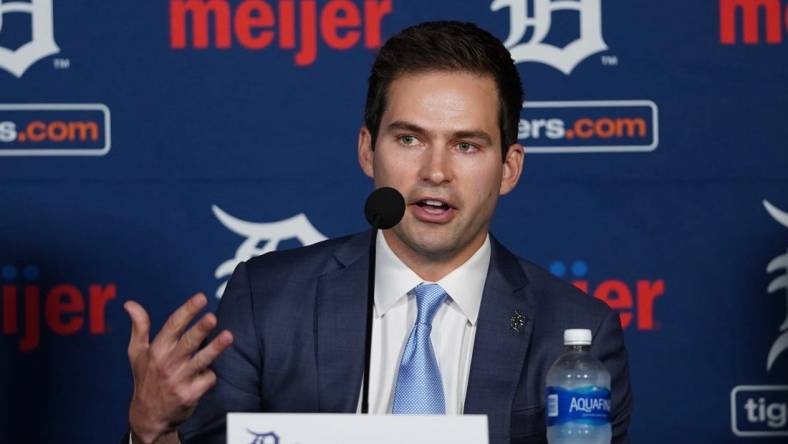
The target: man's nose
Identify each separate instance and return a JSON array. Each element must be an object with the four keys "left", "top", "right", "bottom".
[{"left": 419, "top": 146, "right": 452, "bottom": 185}]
